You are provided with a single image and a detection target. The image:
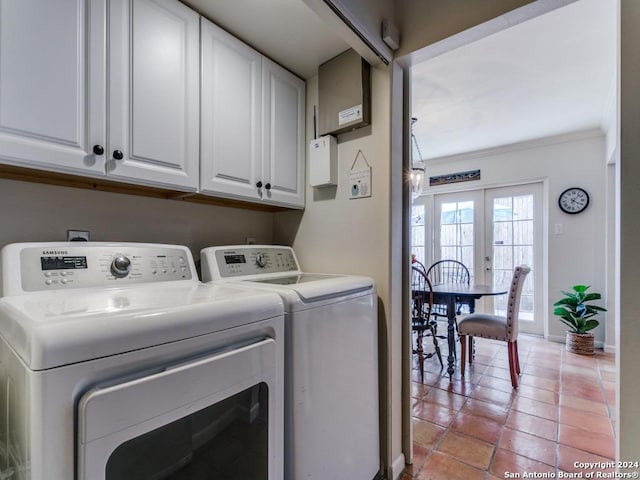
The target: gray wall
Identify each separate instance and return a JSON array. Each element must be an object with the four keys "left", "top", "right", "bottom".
[
  {"left": 619, "top": 0, "right": 640, "bottom": 462},
  {"left": 0, "top": 178, "right": 274, "bottom": 266}
]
